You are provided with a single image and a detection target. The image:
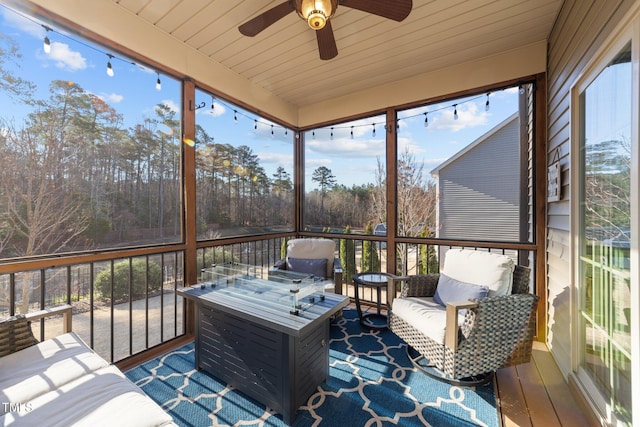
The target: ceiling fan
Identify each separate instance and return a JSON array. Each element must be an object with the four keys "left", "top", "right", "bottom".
[{"left": 238, "top": 0, "right": 413, "bottom": 60}]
